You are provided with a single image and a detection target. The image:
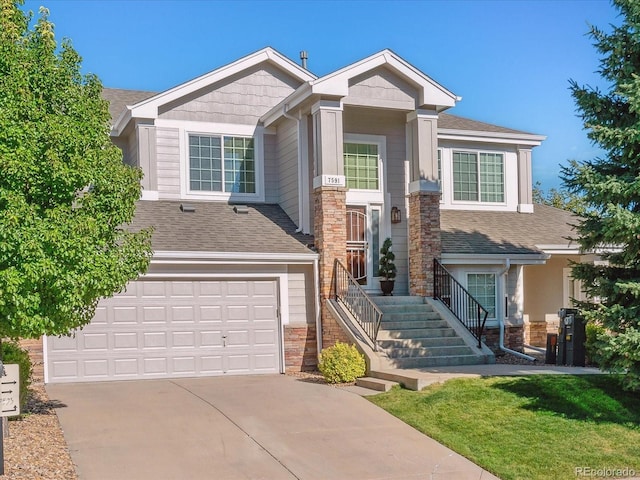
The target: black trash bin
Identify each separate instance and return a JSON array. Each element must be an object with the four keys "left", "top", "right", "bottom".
[{"left": 557, "top": 308, "right": 586, "bottom": 366}]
